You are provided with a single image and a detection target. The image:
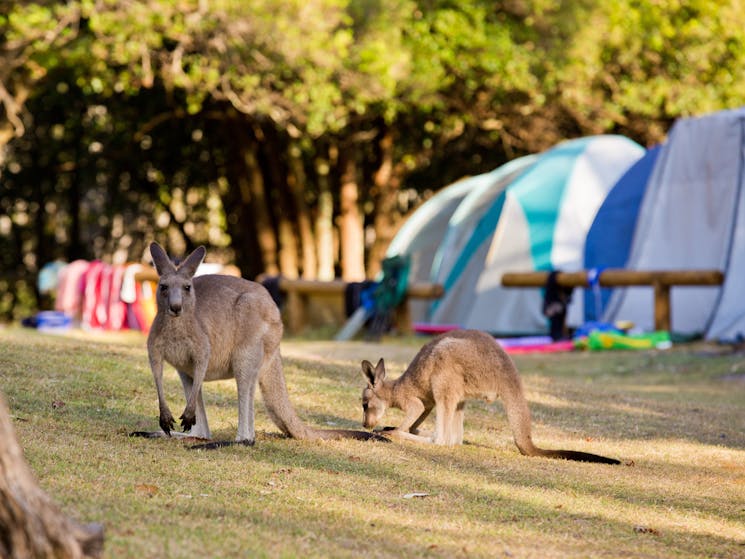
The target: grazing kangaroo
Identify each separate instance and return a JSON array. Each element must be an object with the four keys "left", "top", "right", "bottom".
[
  {"left": 139, "top": 242, "right": 384, "bottom": 448},
  {"left": 361, "top": 329, "right": 619, "bottom": 464}
]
